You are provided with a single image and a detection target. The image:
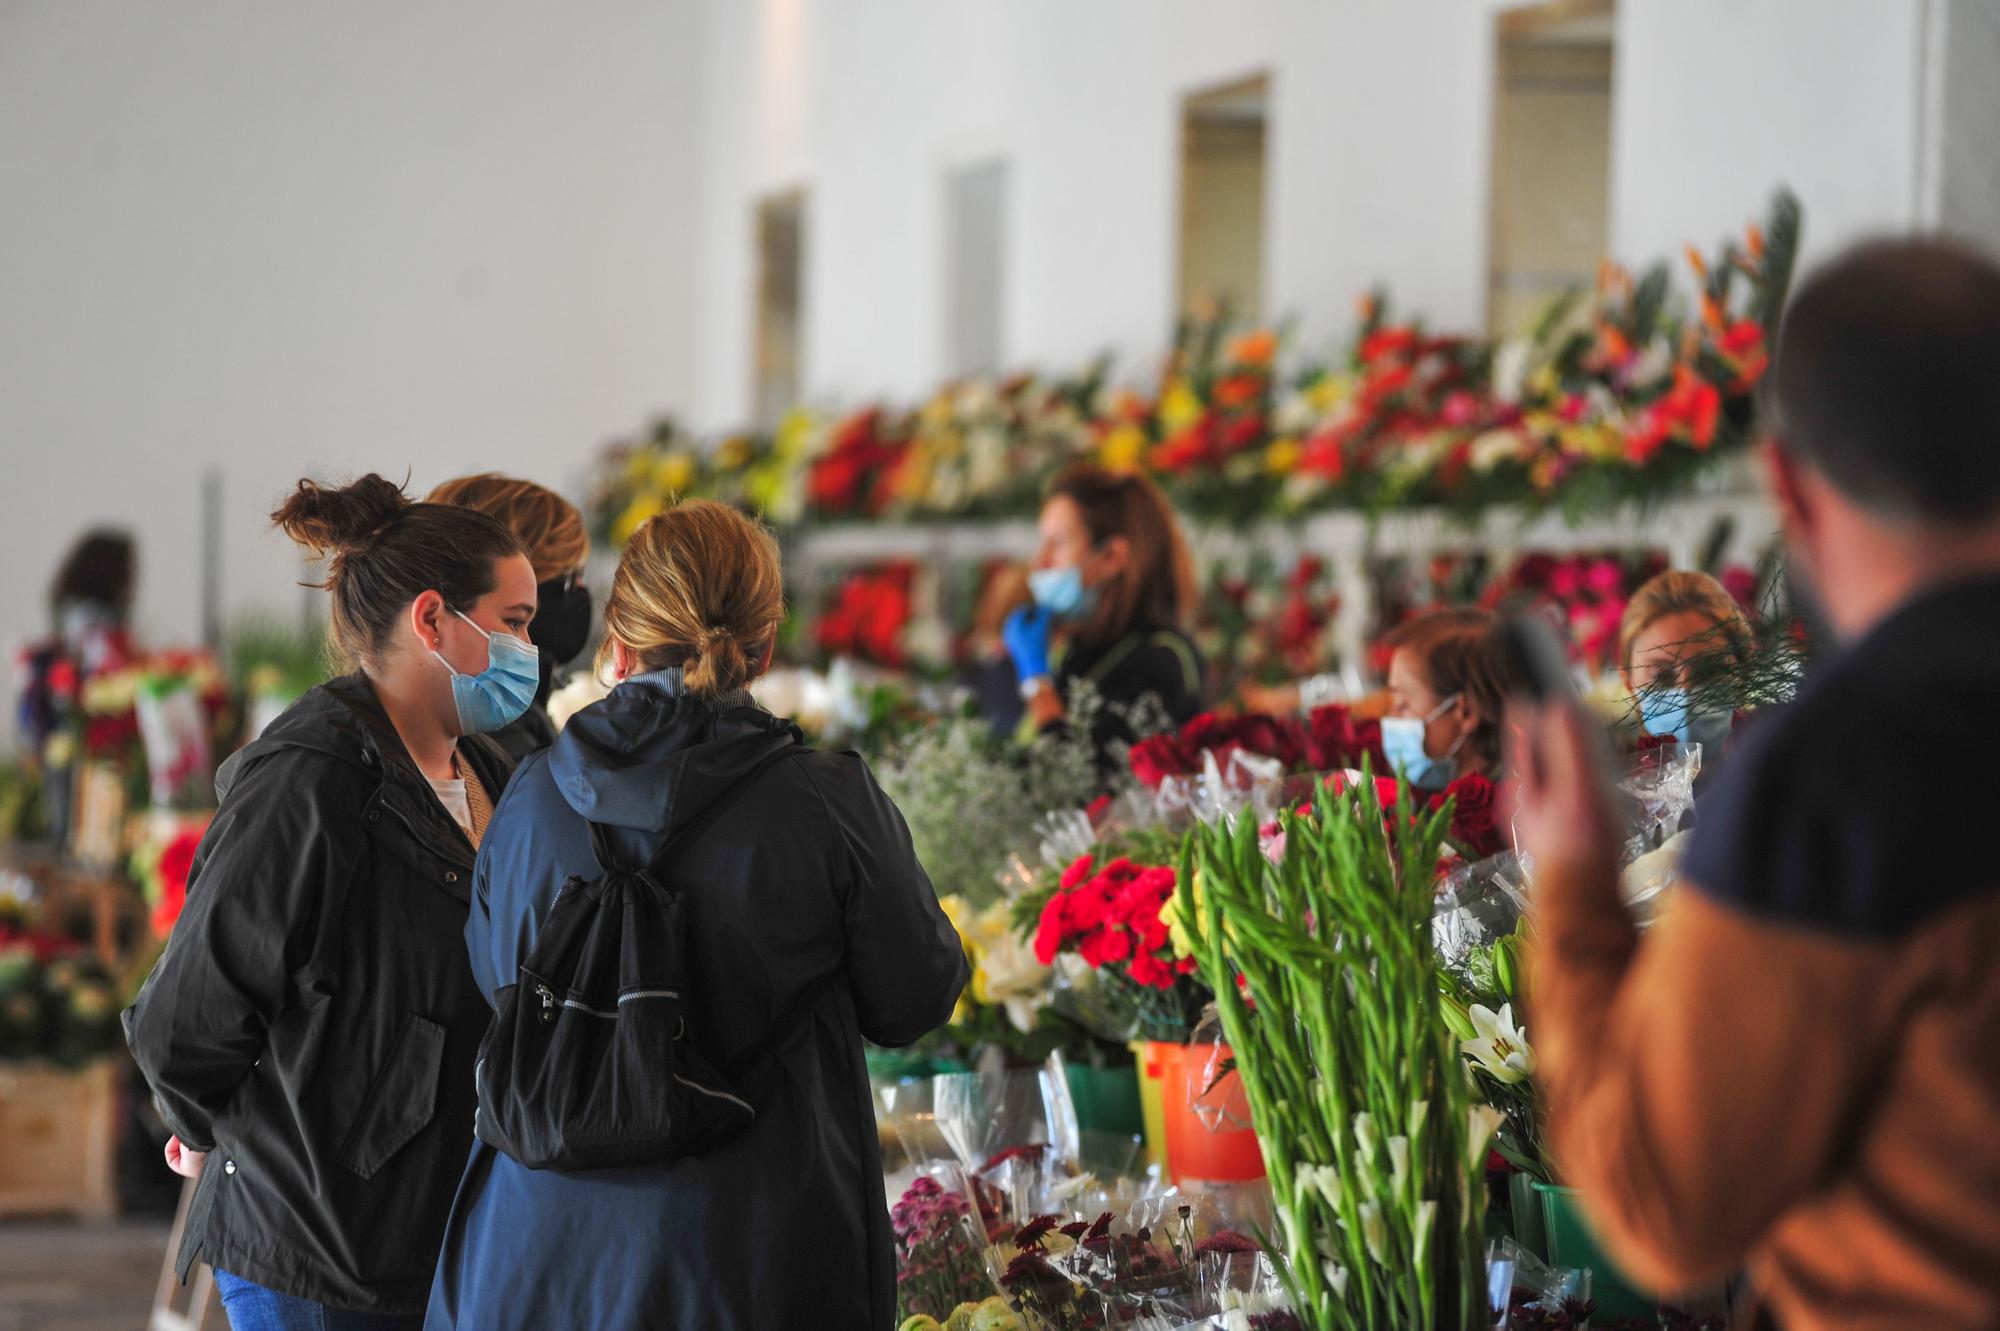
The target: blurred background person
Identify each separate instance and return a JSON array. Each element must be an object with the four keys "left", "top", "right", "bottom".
[
  {"left": 1617, "top": 569, "right": 1754, "bottom": 780},
  {"left": 960, "top": 560, "right": 1032, "bottom": 738},
  {"left": 1002, "top": 465, "right": 1204, "bottom": 768},
  {"left": 427, "top": 473, "right": 592, "bottom": 759},
  {"left": 1378, "top": 607, "right": 1510, "bottom": 789},
  {"left": 16, "top": 528, "right": 139, "bottom": 848}
]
